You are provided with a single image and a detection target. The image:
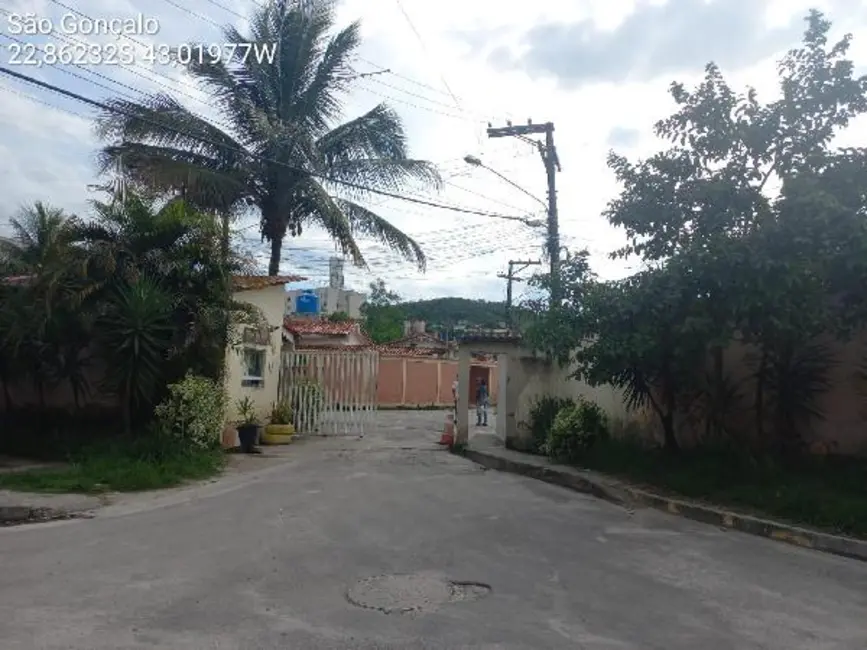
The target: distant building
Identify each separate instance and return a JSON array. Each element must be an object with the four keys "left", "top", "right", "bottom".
[{"left": 285, "top": 257, "right": 366, "bottom": 319}]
